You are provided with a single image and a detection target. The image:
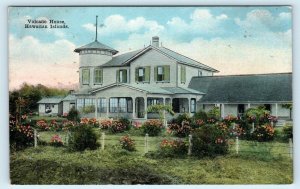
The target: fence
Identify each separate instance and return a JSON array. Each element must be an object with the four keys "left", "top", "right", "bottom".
[{"left": 34, "top": 129, "right": 293, "bottom": 158}]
